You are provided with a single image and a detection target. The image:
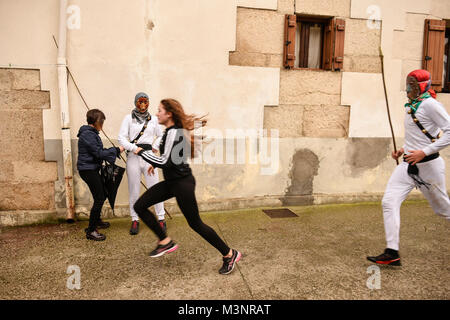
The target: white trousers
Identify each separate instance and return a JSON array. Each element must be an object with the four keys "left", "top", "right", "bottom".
[
  {"left": 126, "top": 153, "right": 165, "bottom": 221},
  {"left": 382, "top": 157, "right": 450, "bottom": 251}
]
